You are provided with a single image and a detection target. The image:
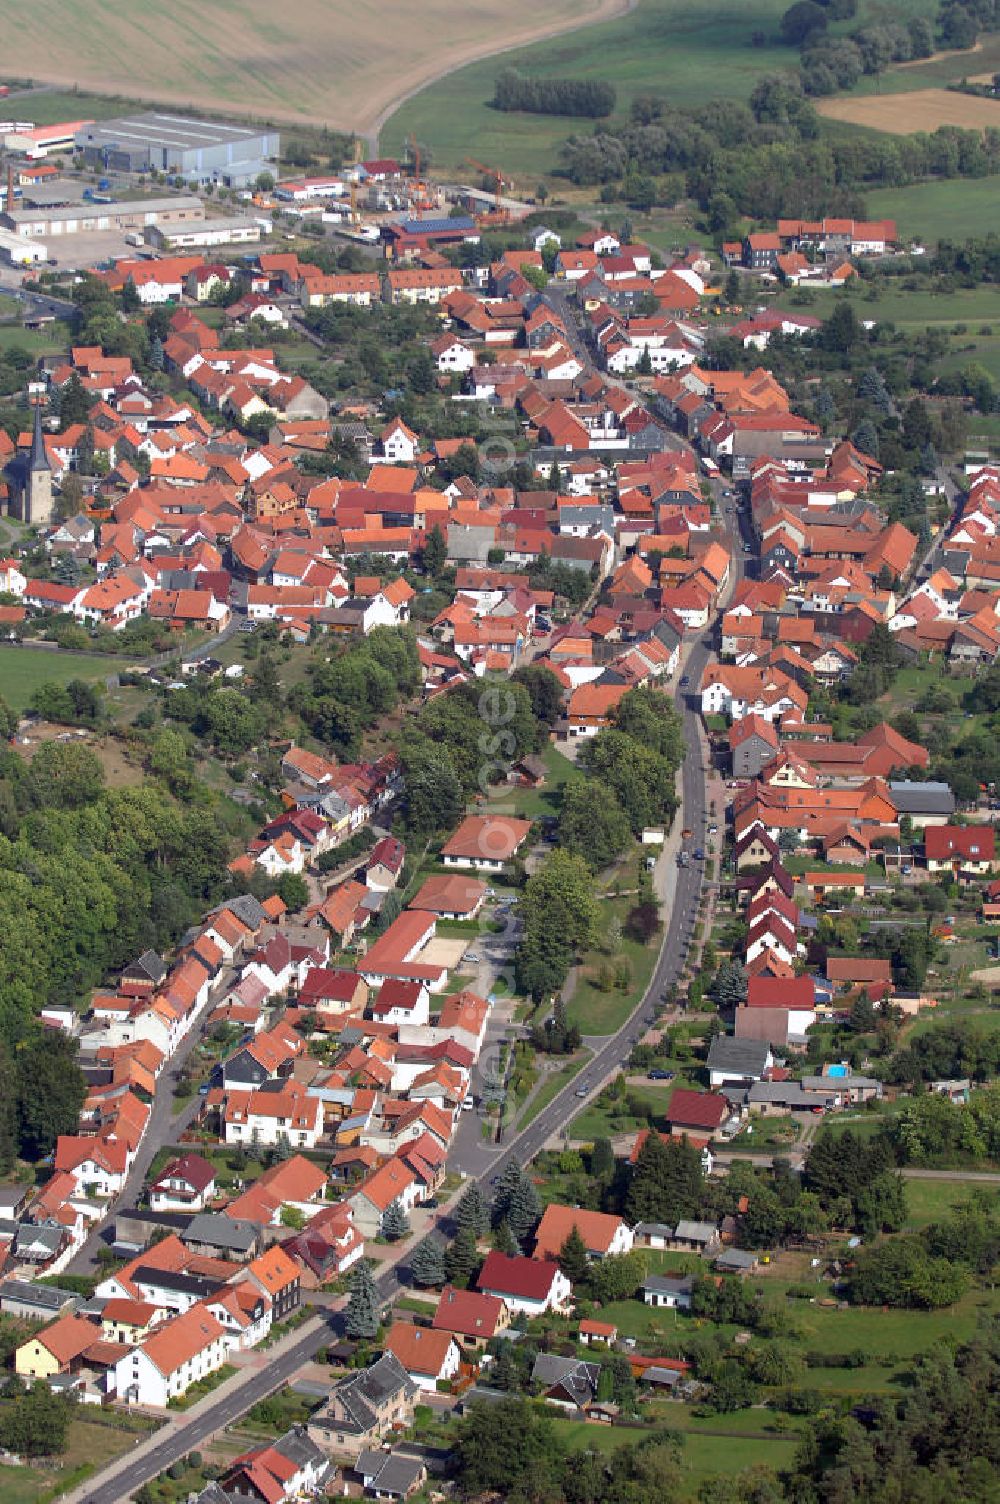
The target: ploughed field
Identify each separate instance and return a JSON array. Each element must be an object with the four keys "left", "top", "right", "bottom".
[{"left": 7, "top": 0, "right": 629, "bottom": 135}]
